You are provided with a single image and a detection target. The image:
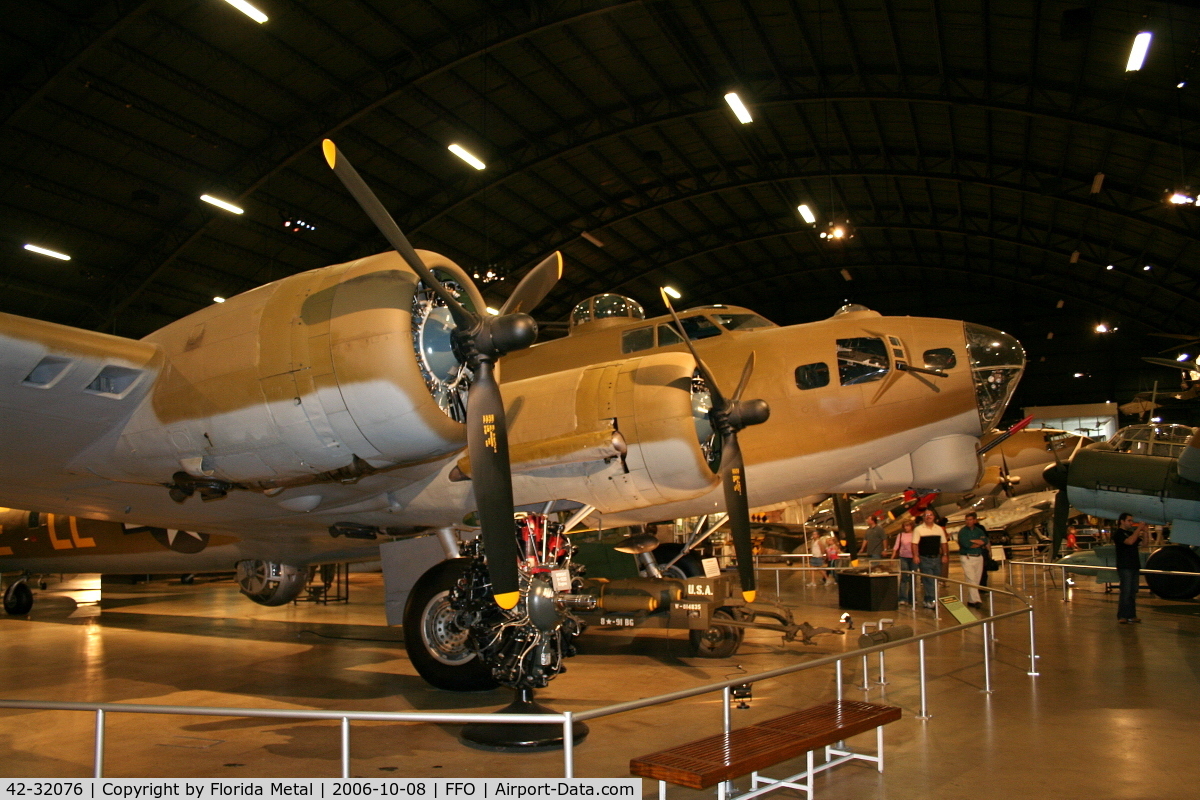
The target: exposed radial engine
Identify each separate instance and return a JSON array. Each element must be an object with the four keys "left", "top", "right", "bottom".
[{"left": 451, "top": 514, "right": 590, "bottom": 689}]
